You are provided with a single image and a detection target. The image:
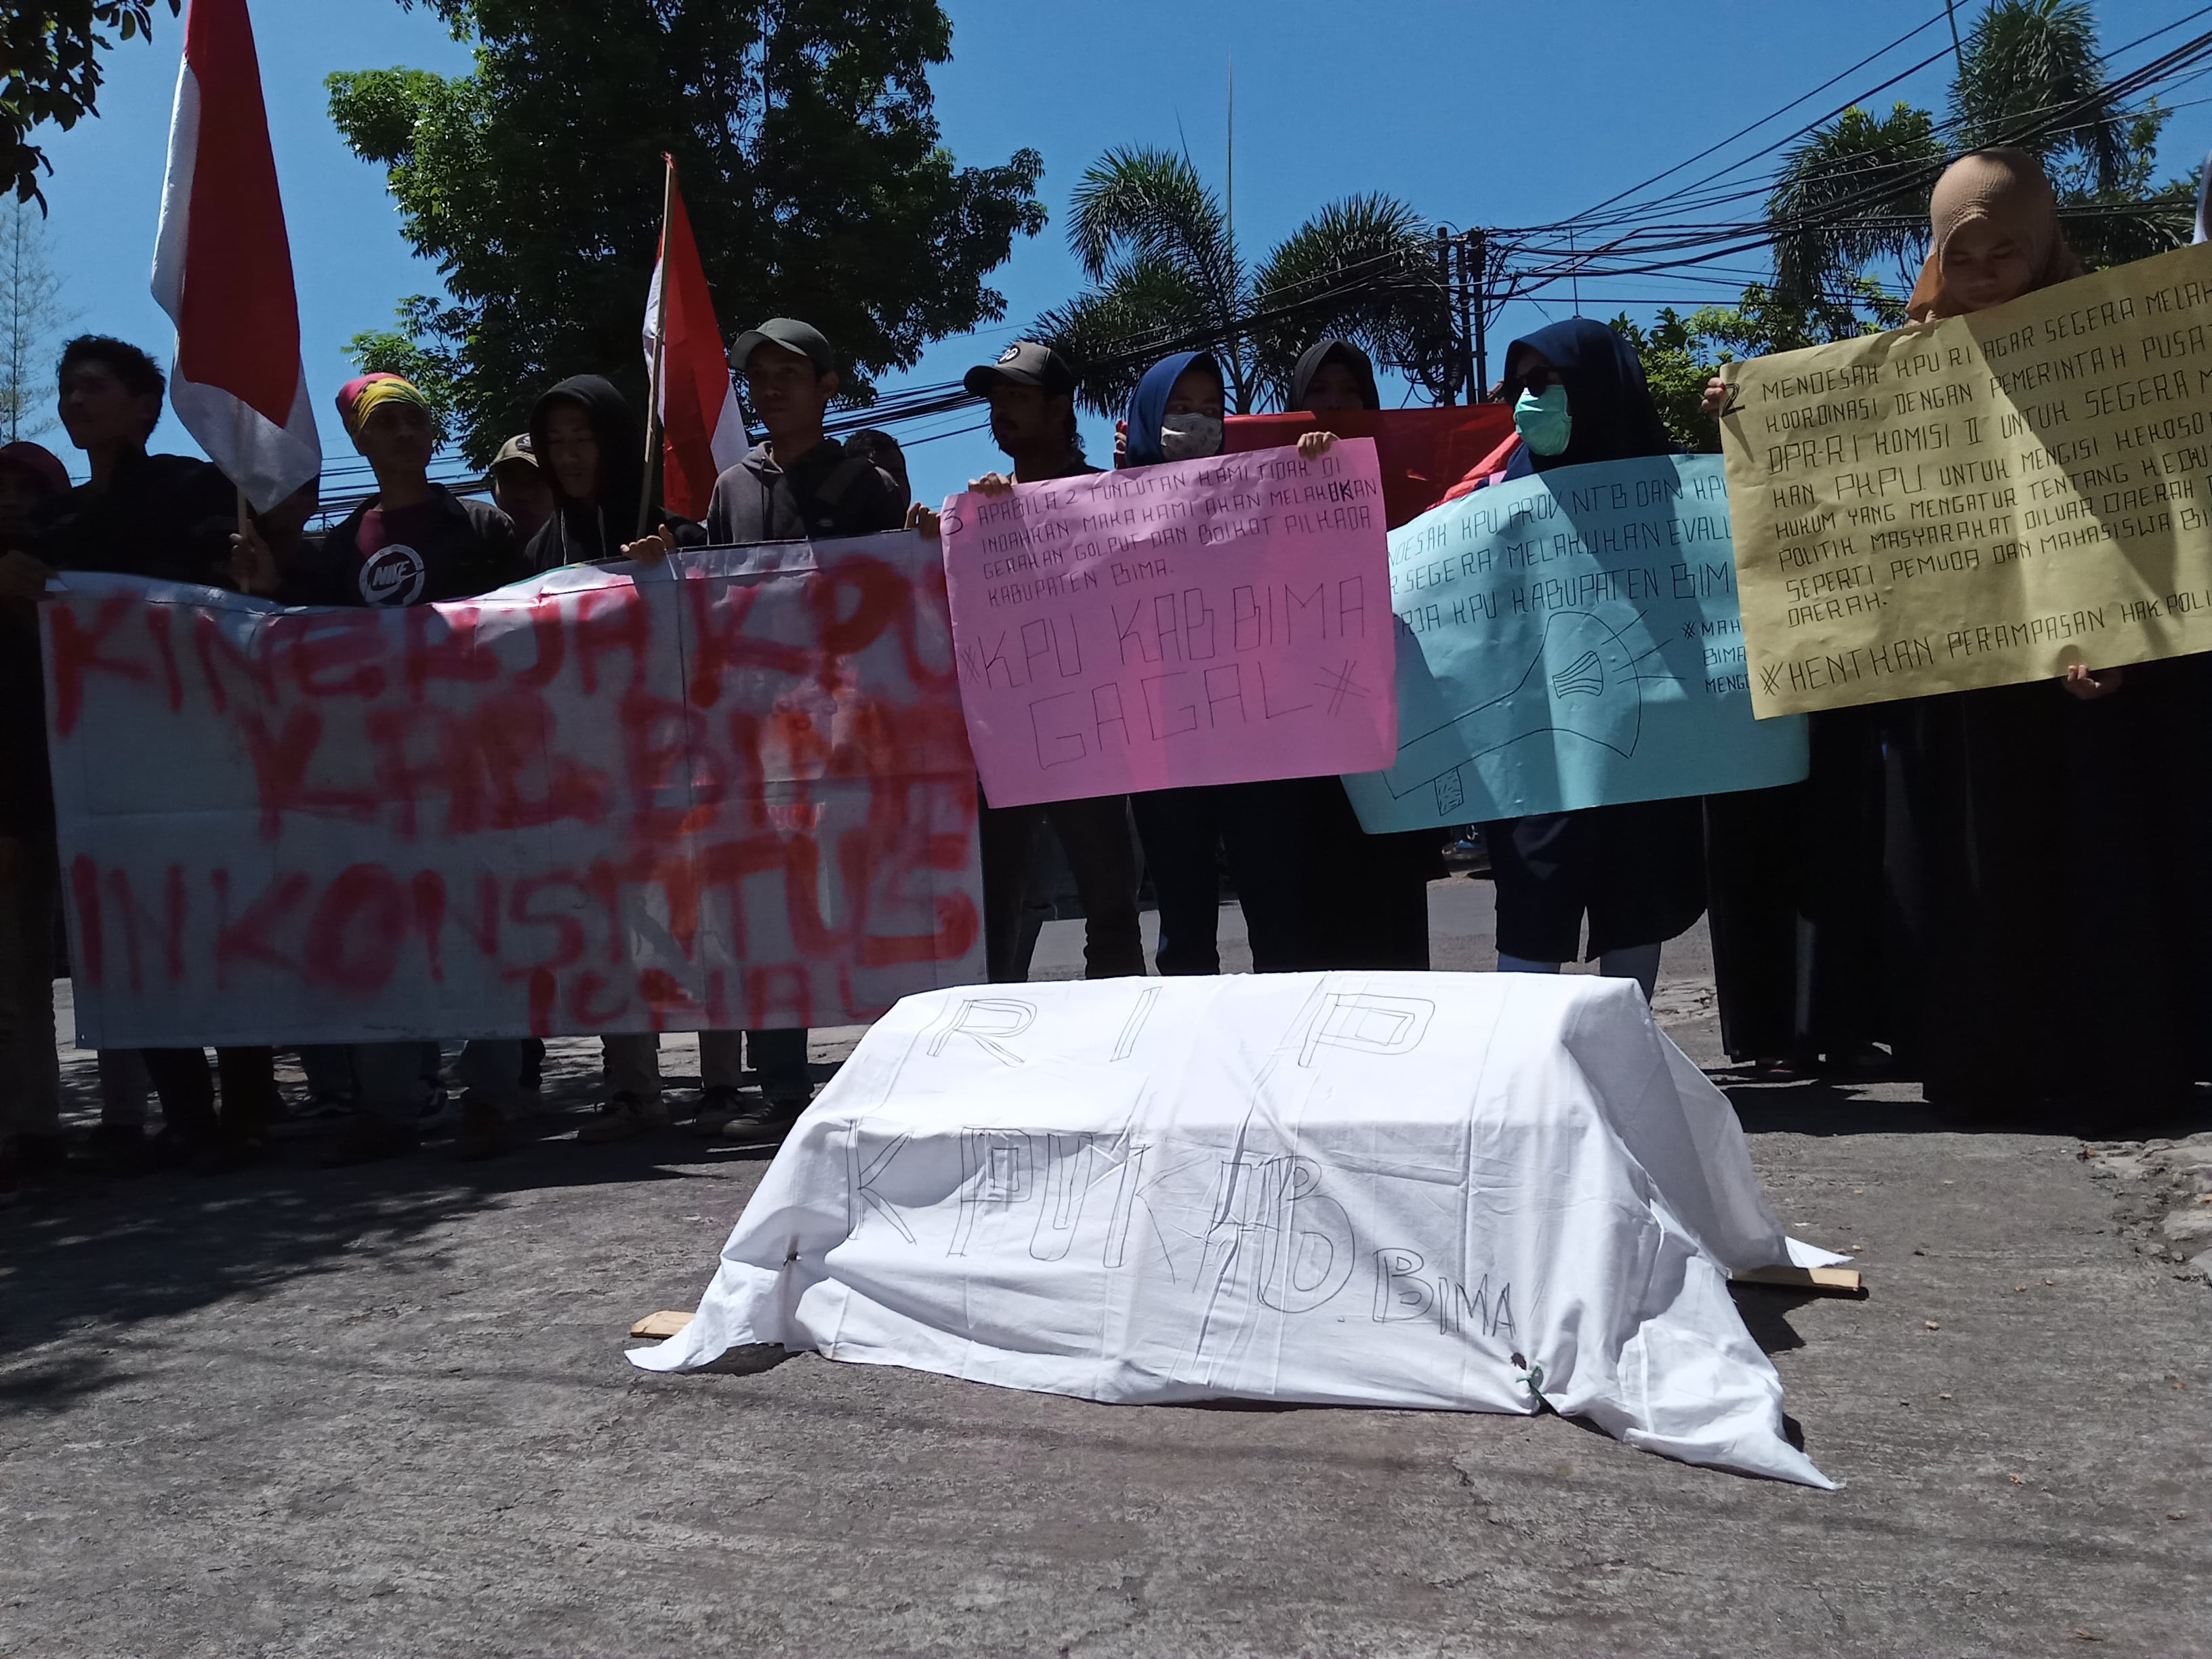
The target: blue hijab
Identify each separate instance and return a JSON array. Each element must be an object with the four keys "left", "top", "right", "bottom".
[
  {"left": 1124, "top": 350, "right": 1224, "bottom": 466},
  {"left": 1502, "top": 318, "right": 1674, "bottom": 477}
]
